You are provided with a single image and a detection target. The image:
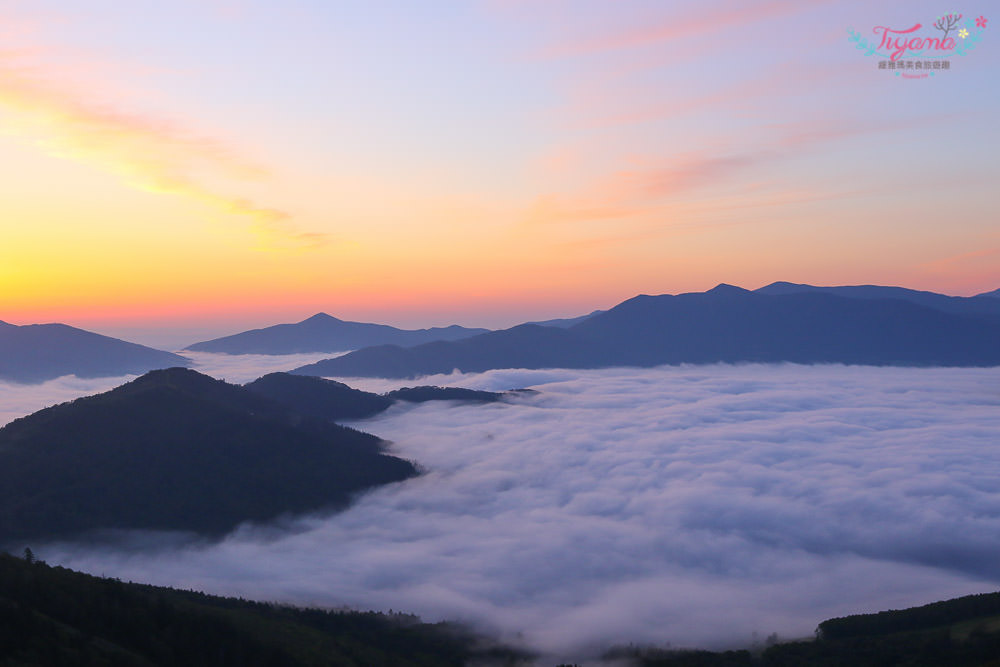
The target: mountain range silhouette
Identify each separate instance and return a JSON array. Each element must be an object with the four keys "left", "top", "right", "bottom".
[{"left": 291, "top": 283, "right": 1000, "bottom": 378}]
